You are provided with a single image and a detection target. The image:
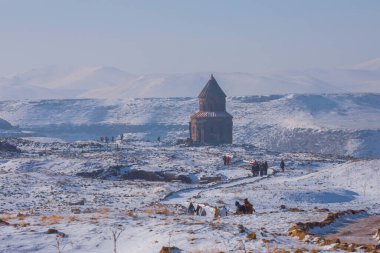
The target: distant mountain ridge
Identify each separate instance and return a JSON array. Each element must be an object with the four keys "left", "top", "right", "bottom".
[{"left": 0, "top": 58, "right": 379, "bottom": 100}]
